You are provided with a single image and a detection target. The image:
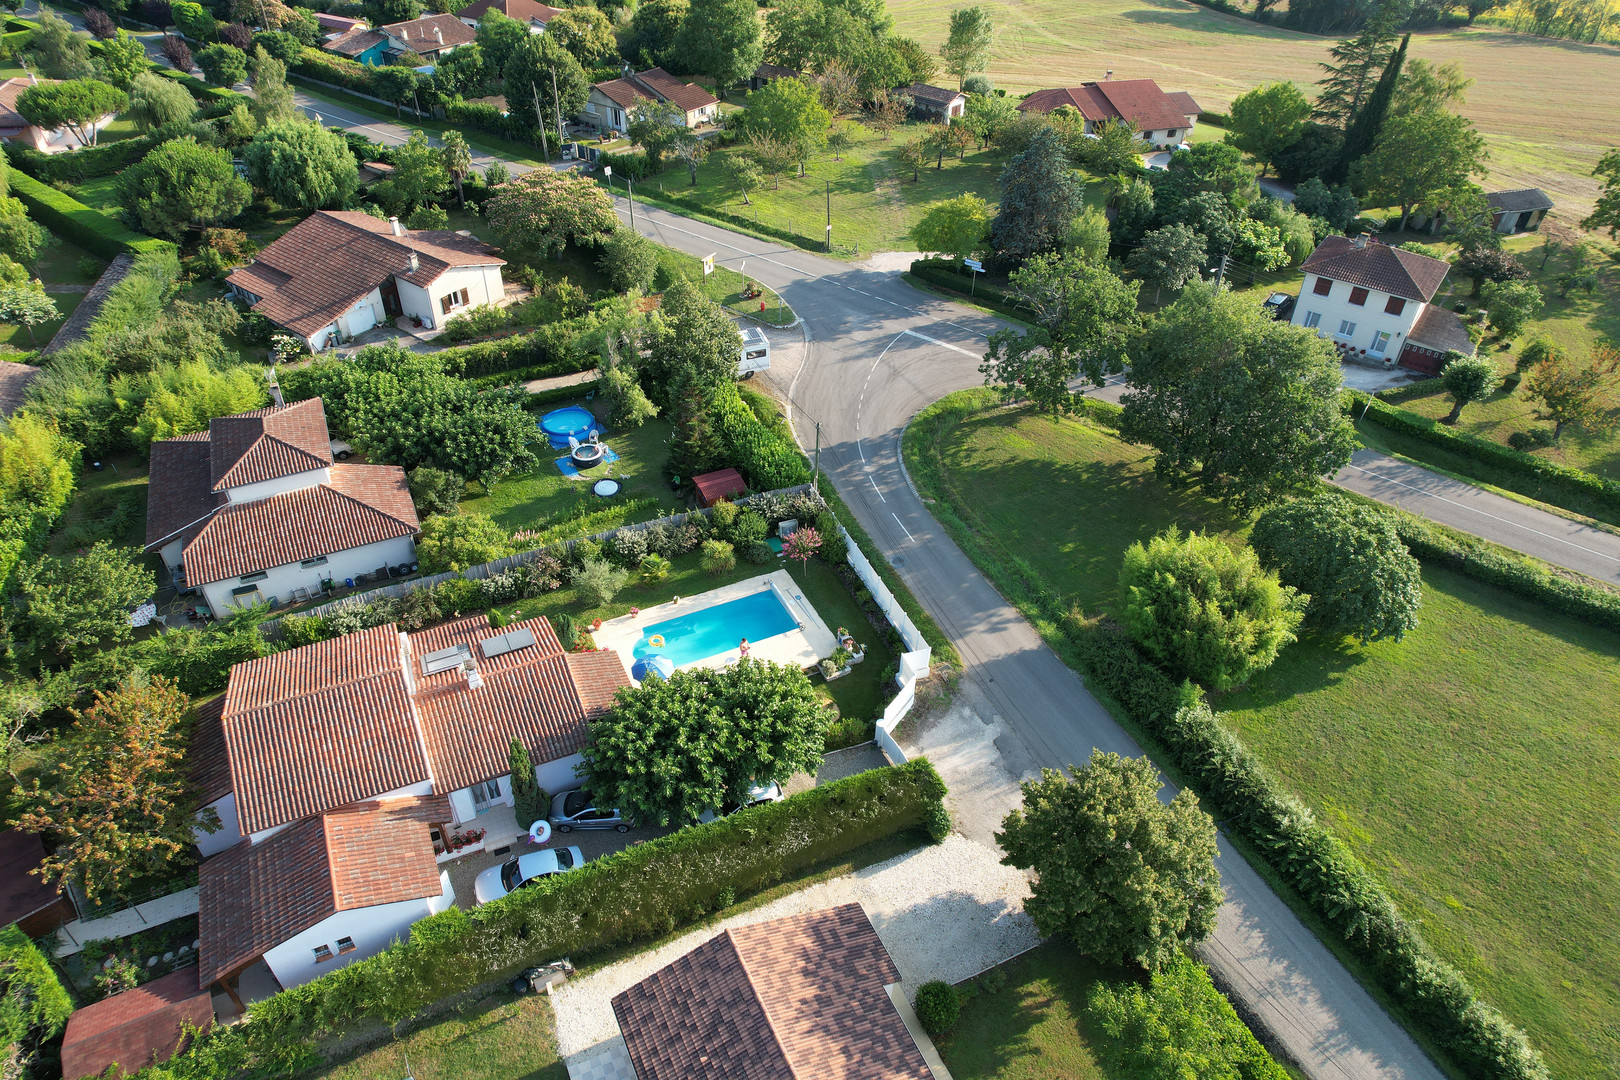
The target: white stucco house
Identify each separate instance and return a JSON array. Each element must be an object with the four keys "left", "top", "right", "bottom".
[
  {"left": 1017, "top": 77, "right": 1201, "bottom": 148},
  {"left": 582, "top": 66, "right": 719, "bottom": 134},
  {"left": 141, "top": 398, "right": 421, "bottom": 614},
  {"left": 1290, "top": 235, "right": 1475, "bottom": 376},
  {"left": 193, "top": 614, "right": 629, "bottom": 1000},
  {"left": 226, "top": 210, "right": 506, "bottom": 352}
]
